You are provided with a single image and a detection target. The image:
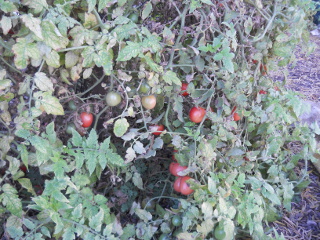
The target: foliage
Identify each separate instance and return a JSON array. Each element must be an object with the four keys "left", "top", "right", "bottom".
[{"left": 0, "top": 0, "right": 318, "bottom": 239}]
